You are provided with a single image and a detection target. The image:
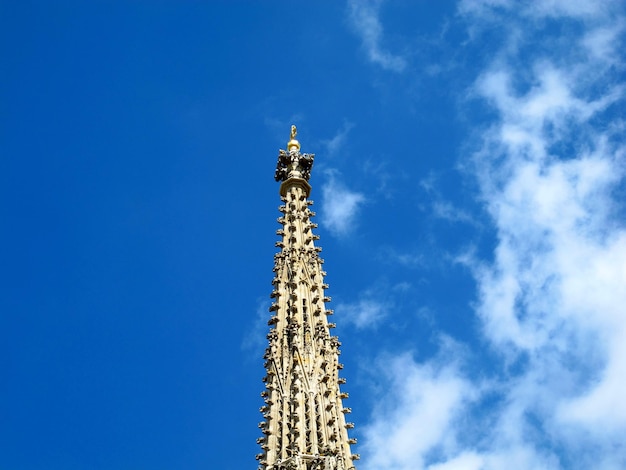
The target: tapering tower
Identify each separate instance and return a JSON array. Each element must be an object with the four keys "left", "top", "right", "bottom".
[{"left": 256, "top": 126, "right": 359, "bottom": 470}]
